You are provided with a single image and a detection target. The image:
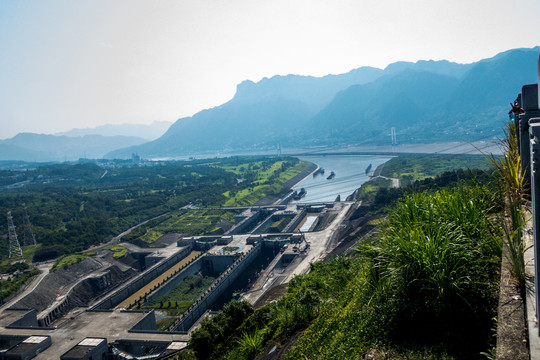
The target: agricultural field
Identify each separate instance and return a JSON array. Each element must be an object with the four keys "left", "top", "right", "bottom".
[{"left": 219, "top": 159, "right": 312, "bottom": 206}]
